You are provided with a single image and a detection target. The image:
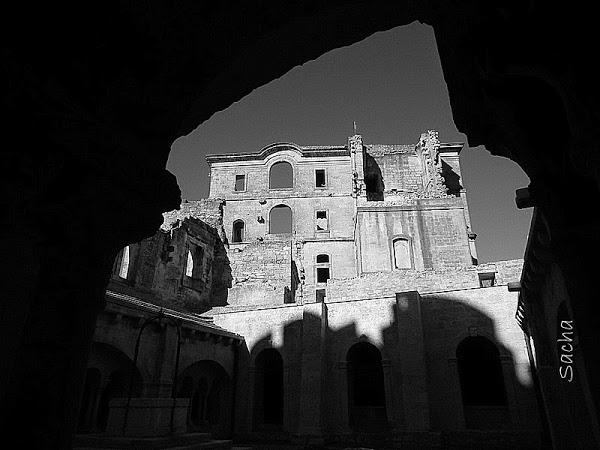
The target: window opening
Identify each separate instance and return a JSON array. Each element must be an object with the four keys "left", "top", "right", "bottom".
[
  {"left": 393, "top": 238, "right": 411, "bottom": 269},
  {"left": 118, "top": 245, "right": 130, "bottom": 279},
  {"left": 316, "top": 210, "right": 328, "bottom": 231},
  {"left": 269, "top": 205, "right": 292, "bottom": 234},
  {"left": 269, "top": 161, "right": 293, "bottom": 189},
  {"left": 232, "top": 220, "right": 245, "bottom": 243},
  {"left": 234, "top": 174, "right": 246, "bottom": 191},
  {"left": 315, "top": 169, "right": 326, "bottom": 188}
]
